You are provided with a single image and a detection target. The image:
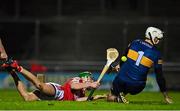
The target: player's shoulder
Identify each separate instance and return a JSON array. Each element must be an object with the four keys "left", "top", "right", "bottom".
[
  {"left": 131, "top": 39, "right": 142, "bottom": 44},
  {"left": 155, "top": 49, "right": 161, "bottom": 57},
  {"left": 152, "top": 46, "right": 161, "bottom": 53},
  {"left": 128, "top": 39, "right": 142, "bottom": 47},
  {"left": 150, "top": 47, "right": 162, "bottom": 59}
]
